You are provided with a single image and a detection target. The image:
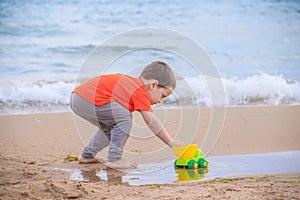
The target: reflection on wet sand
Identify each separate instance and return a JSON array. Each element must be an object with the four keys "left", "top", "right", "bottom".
[
  {"left": 70, "top": 164, "right": 208, "bottom": 185},
  {"left": 71, "top": 168, "right": 126, "bottom": 183},
  {"left": 70, "top": 151, "right": 300, "bottom": 186},
  {"left": 176, "top": 168, "right": 208, "bottom": 182}
]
